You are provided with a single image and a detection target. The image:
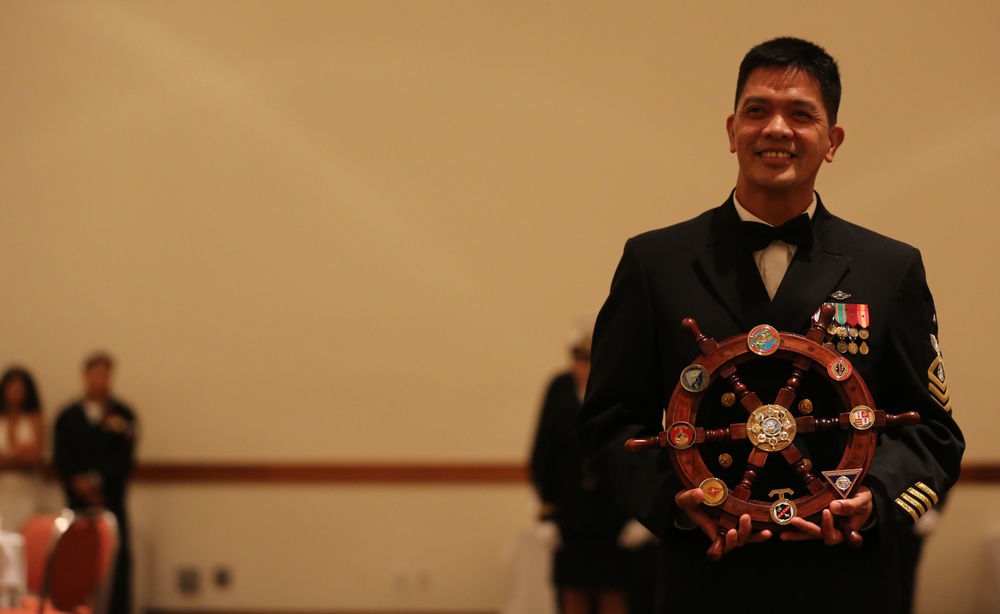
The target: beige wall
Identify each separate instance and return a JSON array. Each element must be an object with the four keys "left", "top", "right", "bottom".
[{"left": 2, "top": 1, "right": 998, "bottom": 612}]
